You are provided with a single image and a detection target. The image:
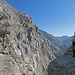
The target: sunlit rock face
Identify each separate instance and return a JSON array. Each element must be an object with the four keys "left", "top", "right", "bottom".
[
  {"left": 0, "top": 0, "right": 63, "bottom": 75},
  {"left": 48, "top": 33, "right": 75, "bottom": 75}
]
